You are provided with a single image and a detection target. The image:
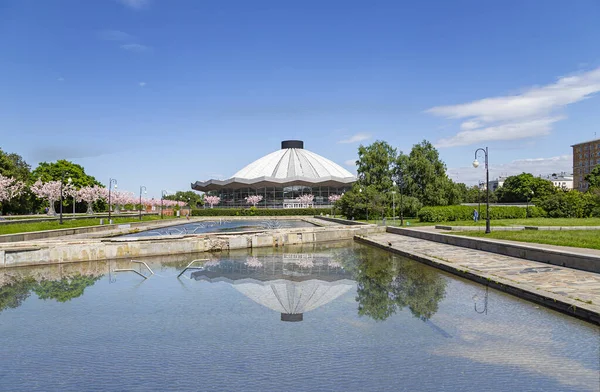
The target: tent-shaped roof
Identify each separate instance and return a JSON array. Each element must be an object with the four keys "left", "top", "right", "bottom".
[{"left": 191, "top": 140, "right": 356, "bottom": 191}]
